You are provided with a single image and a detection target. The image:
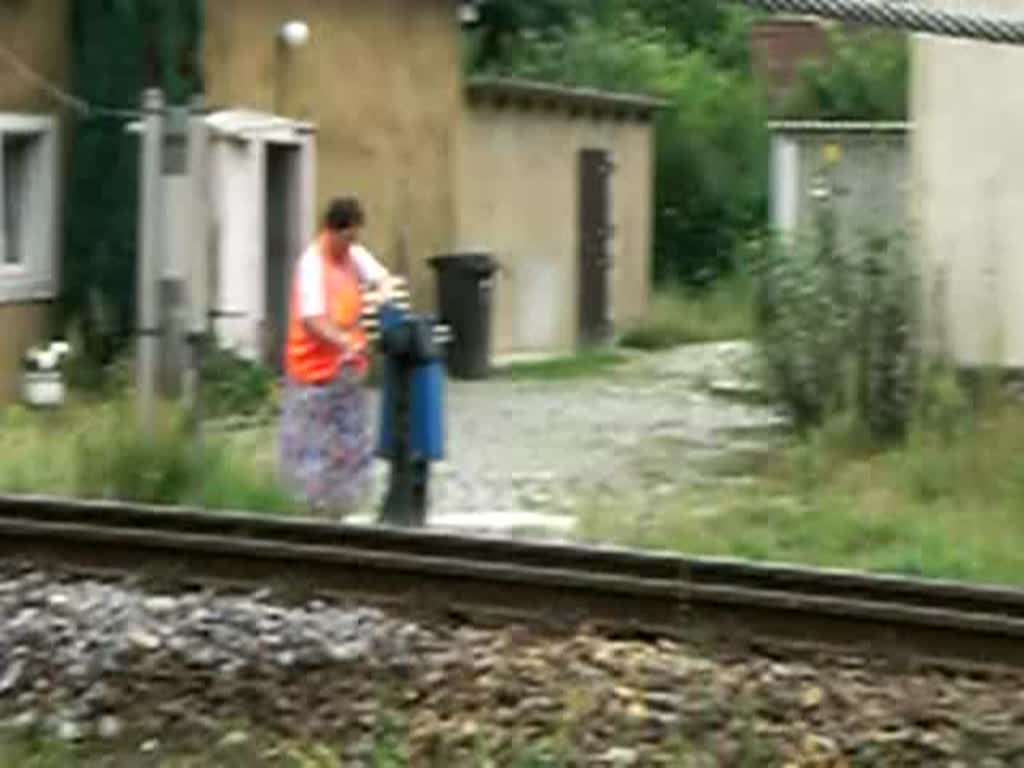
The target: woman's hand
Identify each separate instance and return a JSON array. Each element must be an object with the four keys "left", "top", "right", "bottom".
[
  {"left": 304, "top": 316, "right": 359, "bottom": 354},
  {"left": 364, "top": 275, "right": 397, "bottom": 305},
  {"left": 348, "top": 362, "right": 370, "bottom": 384}
]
